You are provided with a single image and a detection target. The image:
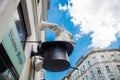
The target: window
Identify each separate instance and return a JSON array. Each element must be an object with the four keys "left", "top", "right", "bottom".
[
  {"left": 109, "top": 75, "right": 115, "bottom": 80},
  {"left": 76, "top": 71, "right": 80, "bottom": 77},
  {"left": 93, "top": 57, "right": 96, "bottom": 59},
  {"left": 118, "top": 54, "right": 120, "bottom": 57},
  {"left": 83, "top": 66, "right": 85, "bottom": 70},
  {"left": 70, "top": 77, "right": 73, "bottom": 80},
  {"left": 82, "top": 77, "right": 84, "bottom": 80},
  {"left": 13, "top": 2, "right": 27, "bottom": 49},
  {"left": 74, "top": 73, "right": 77, "bottom": 79},
  {"left": 111, "top": 55, "right": 116, "bottom": 60},
  {"left": 88, "top": 61, "right": 91, "bottom": 67},
  {"left": 101, "top": 55, "right": 105, "bottom": 59},
  {"left": 98, "top": 76, "right": 105, "bottom": 80},
  {"left": 0, "top": 69, "right": 15, "bottom": 80},
  {"left": 78, "top": 70, "right": 81, "bottom": 76},
  {"left": 111, "top": 78, "right": 115, "bottom": 80},
  {"left": 96, "top": 67, "right": 102, "bottom": 74},
  {"left": 0, "top": 2, "right": 26, "bottom": 80},
  {"left": 71, "top": 76, "right": 74, "bottom": 80},
  {"left": 90, "top": 71, "right": 94, "bottom": 77},
  {"left": 93, "top": 57, "right": 96, "bottom": 62},
  {"left": 0, "top": 44, "right": 15, "bottom": 80},
  {"left": 105, "top": 66, "right": 111, "bottom": 73},
  {"left": 117, "top": 65, "right": 120, "bottom": 72},
  {"left": 86, "top": 75, "right": 88, "bottom": 80}
]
